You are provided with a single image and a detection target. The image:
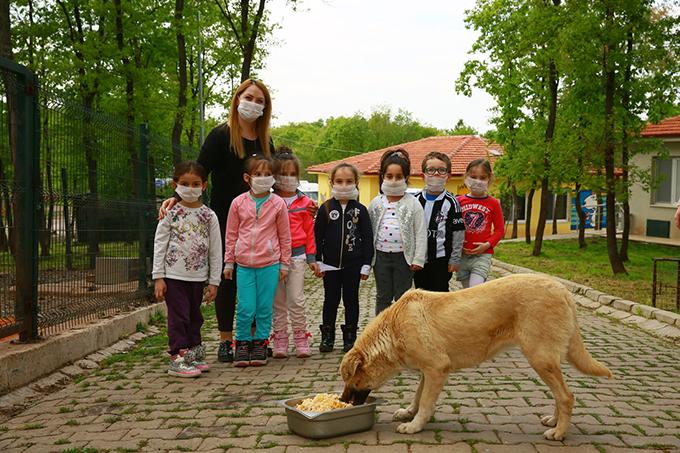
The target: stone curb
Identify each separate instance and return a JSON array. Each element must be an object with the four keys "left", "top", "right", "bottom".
[
  {"left": 0, "top": 303, "right": 167, "bottom": 421},
  {"left": 491, "top": 258, "right": 680, "bottom": 341}
]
